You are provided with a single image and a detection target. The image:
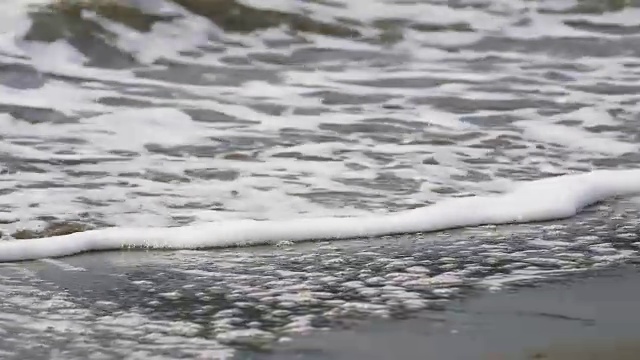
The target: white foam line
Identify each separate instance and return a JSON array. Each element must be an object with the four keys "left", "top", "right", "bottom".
[{"left": 1, "top": 169, "right": 639, "bottom": 263}]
